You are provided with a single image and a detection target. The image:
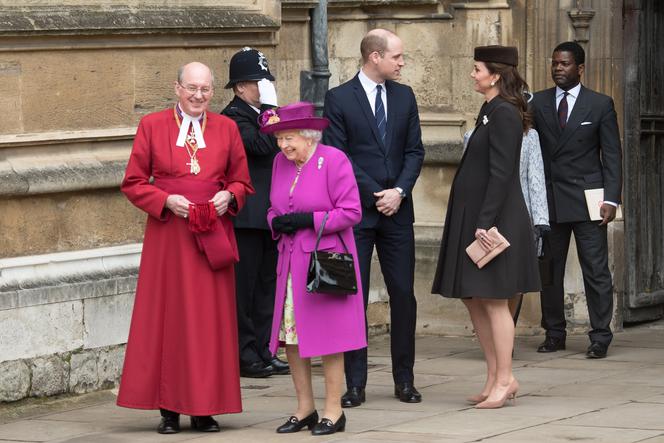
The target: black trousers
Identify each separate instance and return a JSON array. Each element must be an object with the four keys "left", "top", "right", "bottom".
[
  {"left": 540, "top": 221, "right": 613, "bottom": 345},
  {"left": 345, "top": 217, "right": 417, "bottom": 388},
  {"left": 234, "top": 228, "right": 278, "bottom": 365}
]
